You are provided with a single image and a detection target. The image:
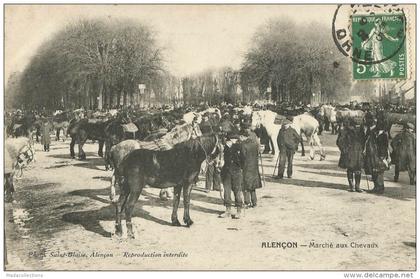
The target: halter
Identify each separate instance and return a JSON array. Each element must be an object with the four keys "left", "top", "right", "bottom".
[
  {"left": 197, "top": 134, "right": 220, "bottom": 163},
  {"left": 14, "top": 144, "right": 35, "bottom": 179}
]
